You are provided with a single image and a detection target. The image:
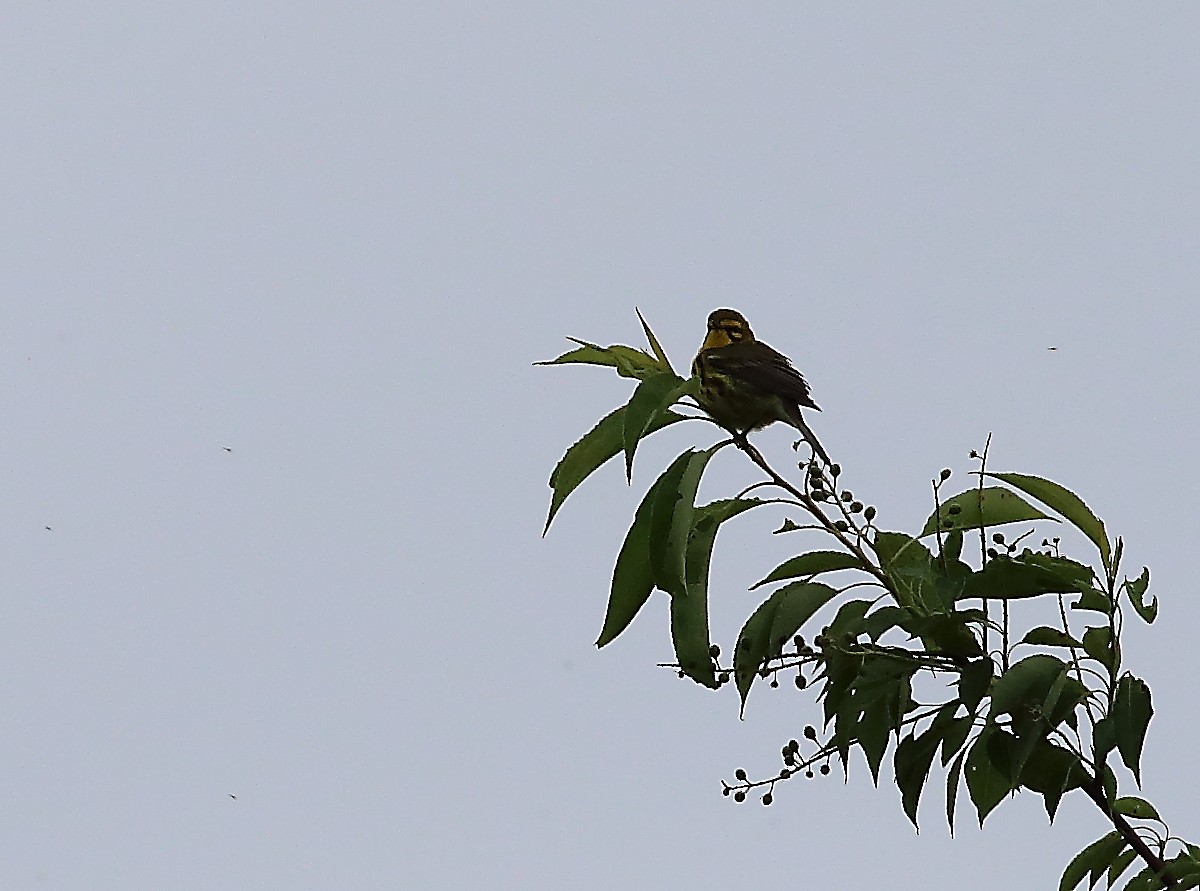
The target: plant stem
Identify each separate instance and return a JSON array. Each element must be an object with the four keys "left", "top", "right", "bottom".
[{"left": 1081, "top": 774, "right": 1176, "bottom": 888}]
